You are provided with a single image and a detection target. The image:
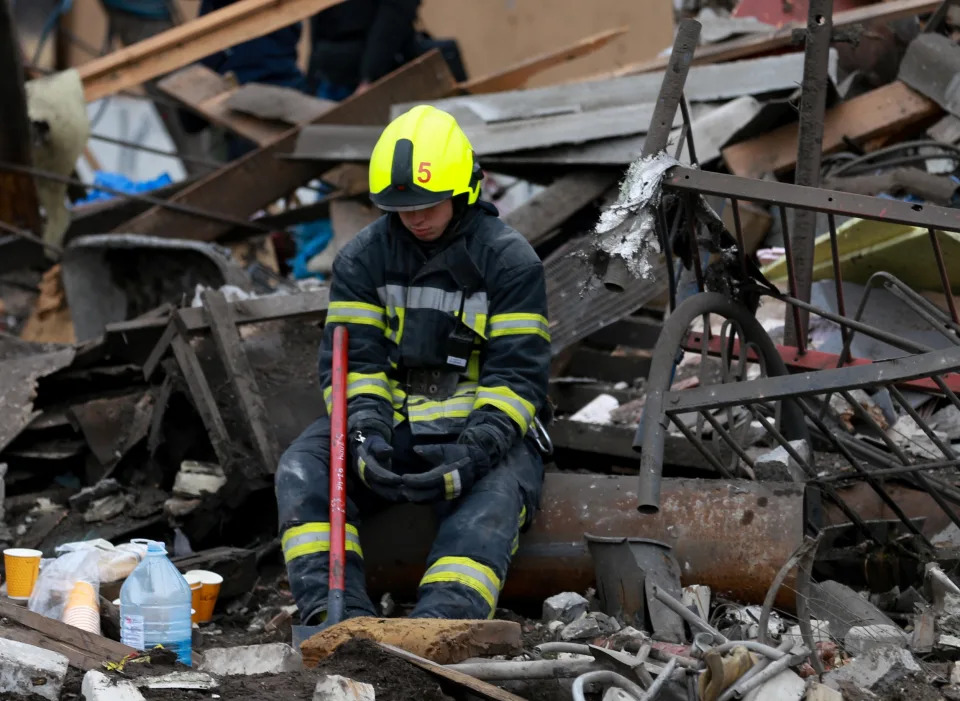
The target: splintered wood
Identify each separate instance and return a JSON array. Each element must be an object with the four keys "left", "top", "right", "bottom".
[
  {"left": 722, "top": 81, "right": 941, "bottom": 179},
  {"left": 300, "top": 617, "right": 522, "bottom": 667}
]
